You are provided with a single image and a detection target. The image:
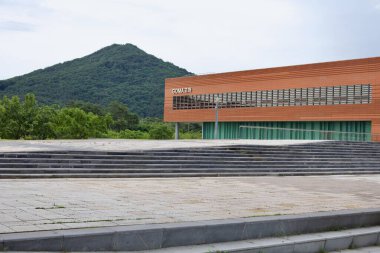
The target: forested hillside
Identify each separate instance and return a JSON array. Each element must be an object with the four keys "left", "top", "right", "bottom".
[{"left": 0, "top": 44, "right": 191, "bottom": 117}]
